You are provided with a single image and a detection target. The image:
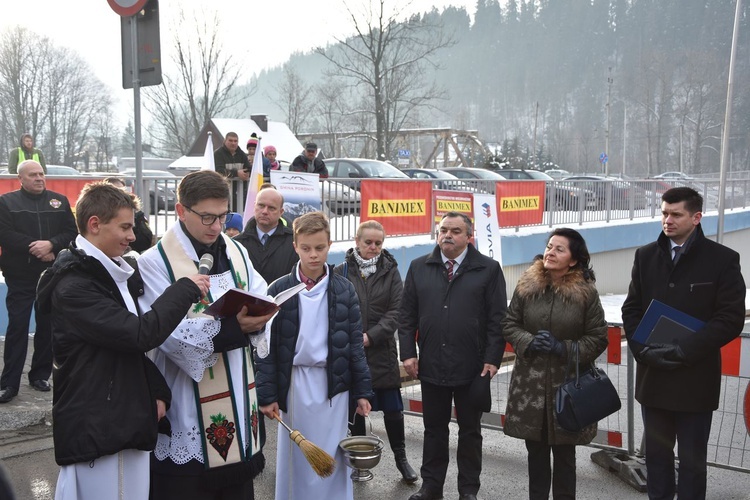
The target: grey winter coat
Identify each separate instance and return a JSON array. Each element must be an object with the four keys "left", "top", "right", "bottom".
[
  {"left": 334, "top": 248, "right": 402, "bottom": 389},
  {"left": 503, "top": 260, "right": 608, "bottom": 445}
]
